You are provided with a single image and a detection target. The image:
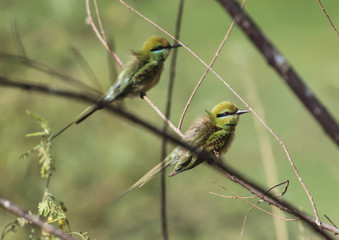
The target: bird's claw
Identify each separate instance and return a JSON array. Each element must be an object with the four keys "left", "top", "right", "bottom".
[{"left": 140, "top": 92, "right": 146, "bottom": 99}]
